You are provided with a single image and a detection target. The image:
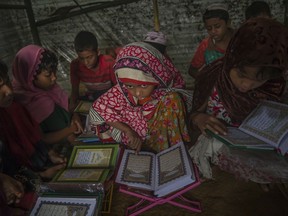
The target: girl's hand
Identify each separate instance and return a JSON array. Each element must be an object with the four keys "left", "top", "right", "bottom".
[
  {"left": 71, "top": 113, "right": 84, "bottom": 134},
  {"left": 125, "top": 129, "right": 142, "bottom": 153},
  {"left": 72, "top": 120, "right": 83, "bottom": 134},
  {"left": 69, "top": 120, "right": 83, "bottom": 135},
  {"left": 192, "top": 113, "right": 227, "bottom": 136}
]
